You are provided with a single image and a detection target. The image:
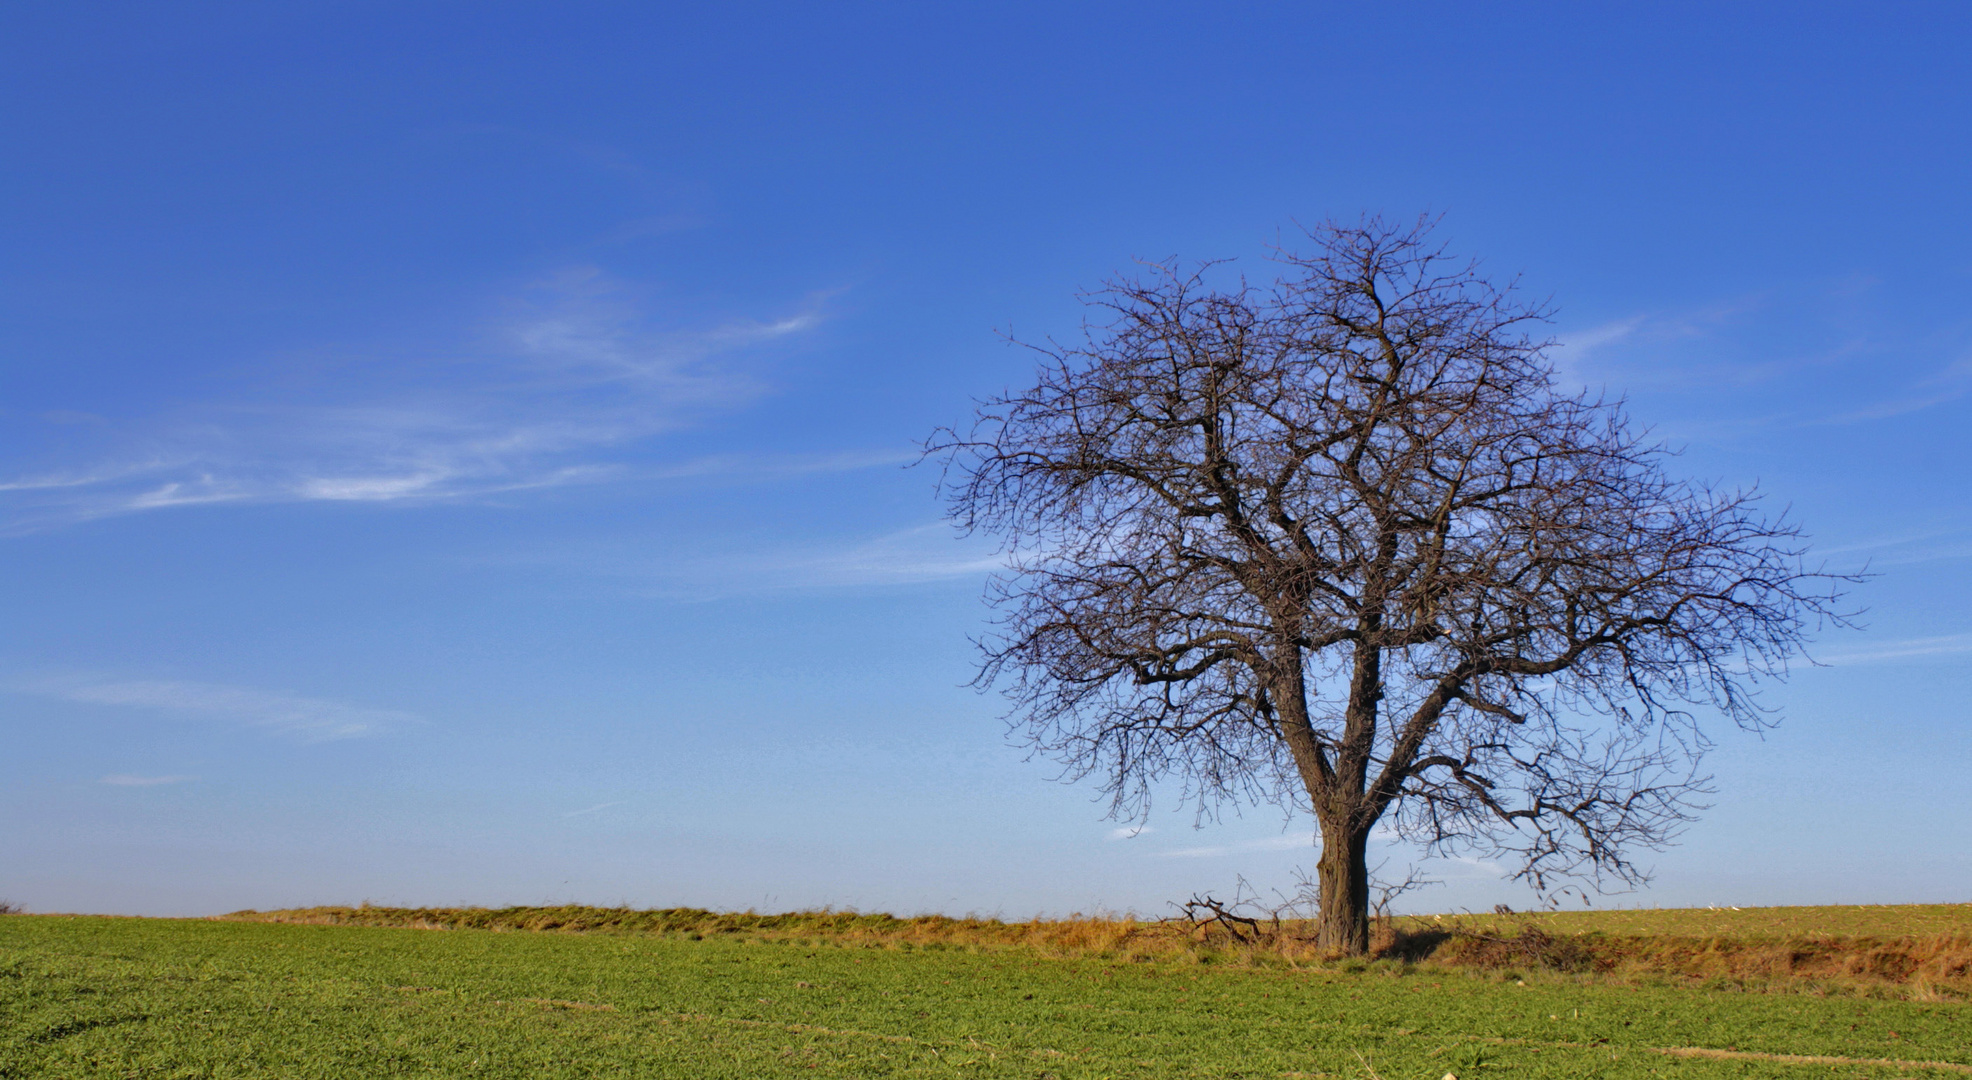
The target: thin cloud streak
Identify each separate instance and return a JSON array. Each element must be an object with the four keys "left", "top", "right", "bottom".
[
  {"left": 1158, "top": 832, "right": 1318, "bottom": 859},
  {"left": 503, "top": 519, "right": 1009, "bottom": 600},
  {"left": 1547, "top": 291, "right": 1971, "bottom": 432},
  {"left": 1819, "top": 355, "right": 1972, "bottom": 424},
  {"left": 1546, "top": 302, "right": 1786, "bottom": 395},
  {"left": 1548, "top": 316, "right": 1645, "bottom": 390},
  {"left": 1809, "top": 527, "right": 1972, "bottom": 569},
  {"left": 1817, "top": 634, "right": 1972, "bottom": 666},
  {"left": 10, "top": 676, "right": 414, "bottom": 740},
  {"left": 653, "top": 523, "right": 1009, "bottom": 596},
  {"left": 643, "top": 448, "right": 917, "bottom": 483},
  {"left": 1436, "top": 854, "right": 1510, "bottom": 878},
  {"left": 1872, "top": 543, "right": 1972, "bottom": 568},
  {"left": 0, "top": 464, "right": 171, "bottom": 493},
  {"left": 1814, "top": 529, "right": 1955, "bottom": 556},
  {"left": 563, "top": 801, "right": 627, "bottom": 818}
]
